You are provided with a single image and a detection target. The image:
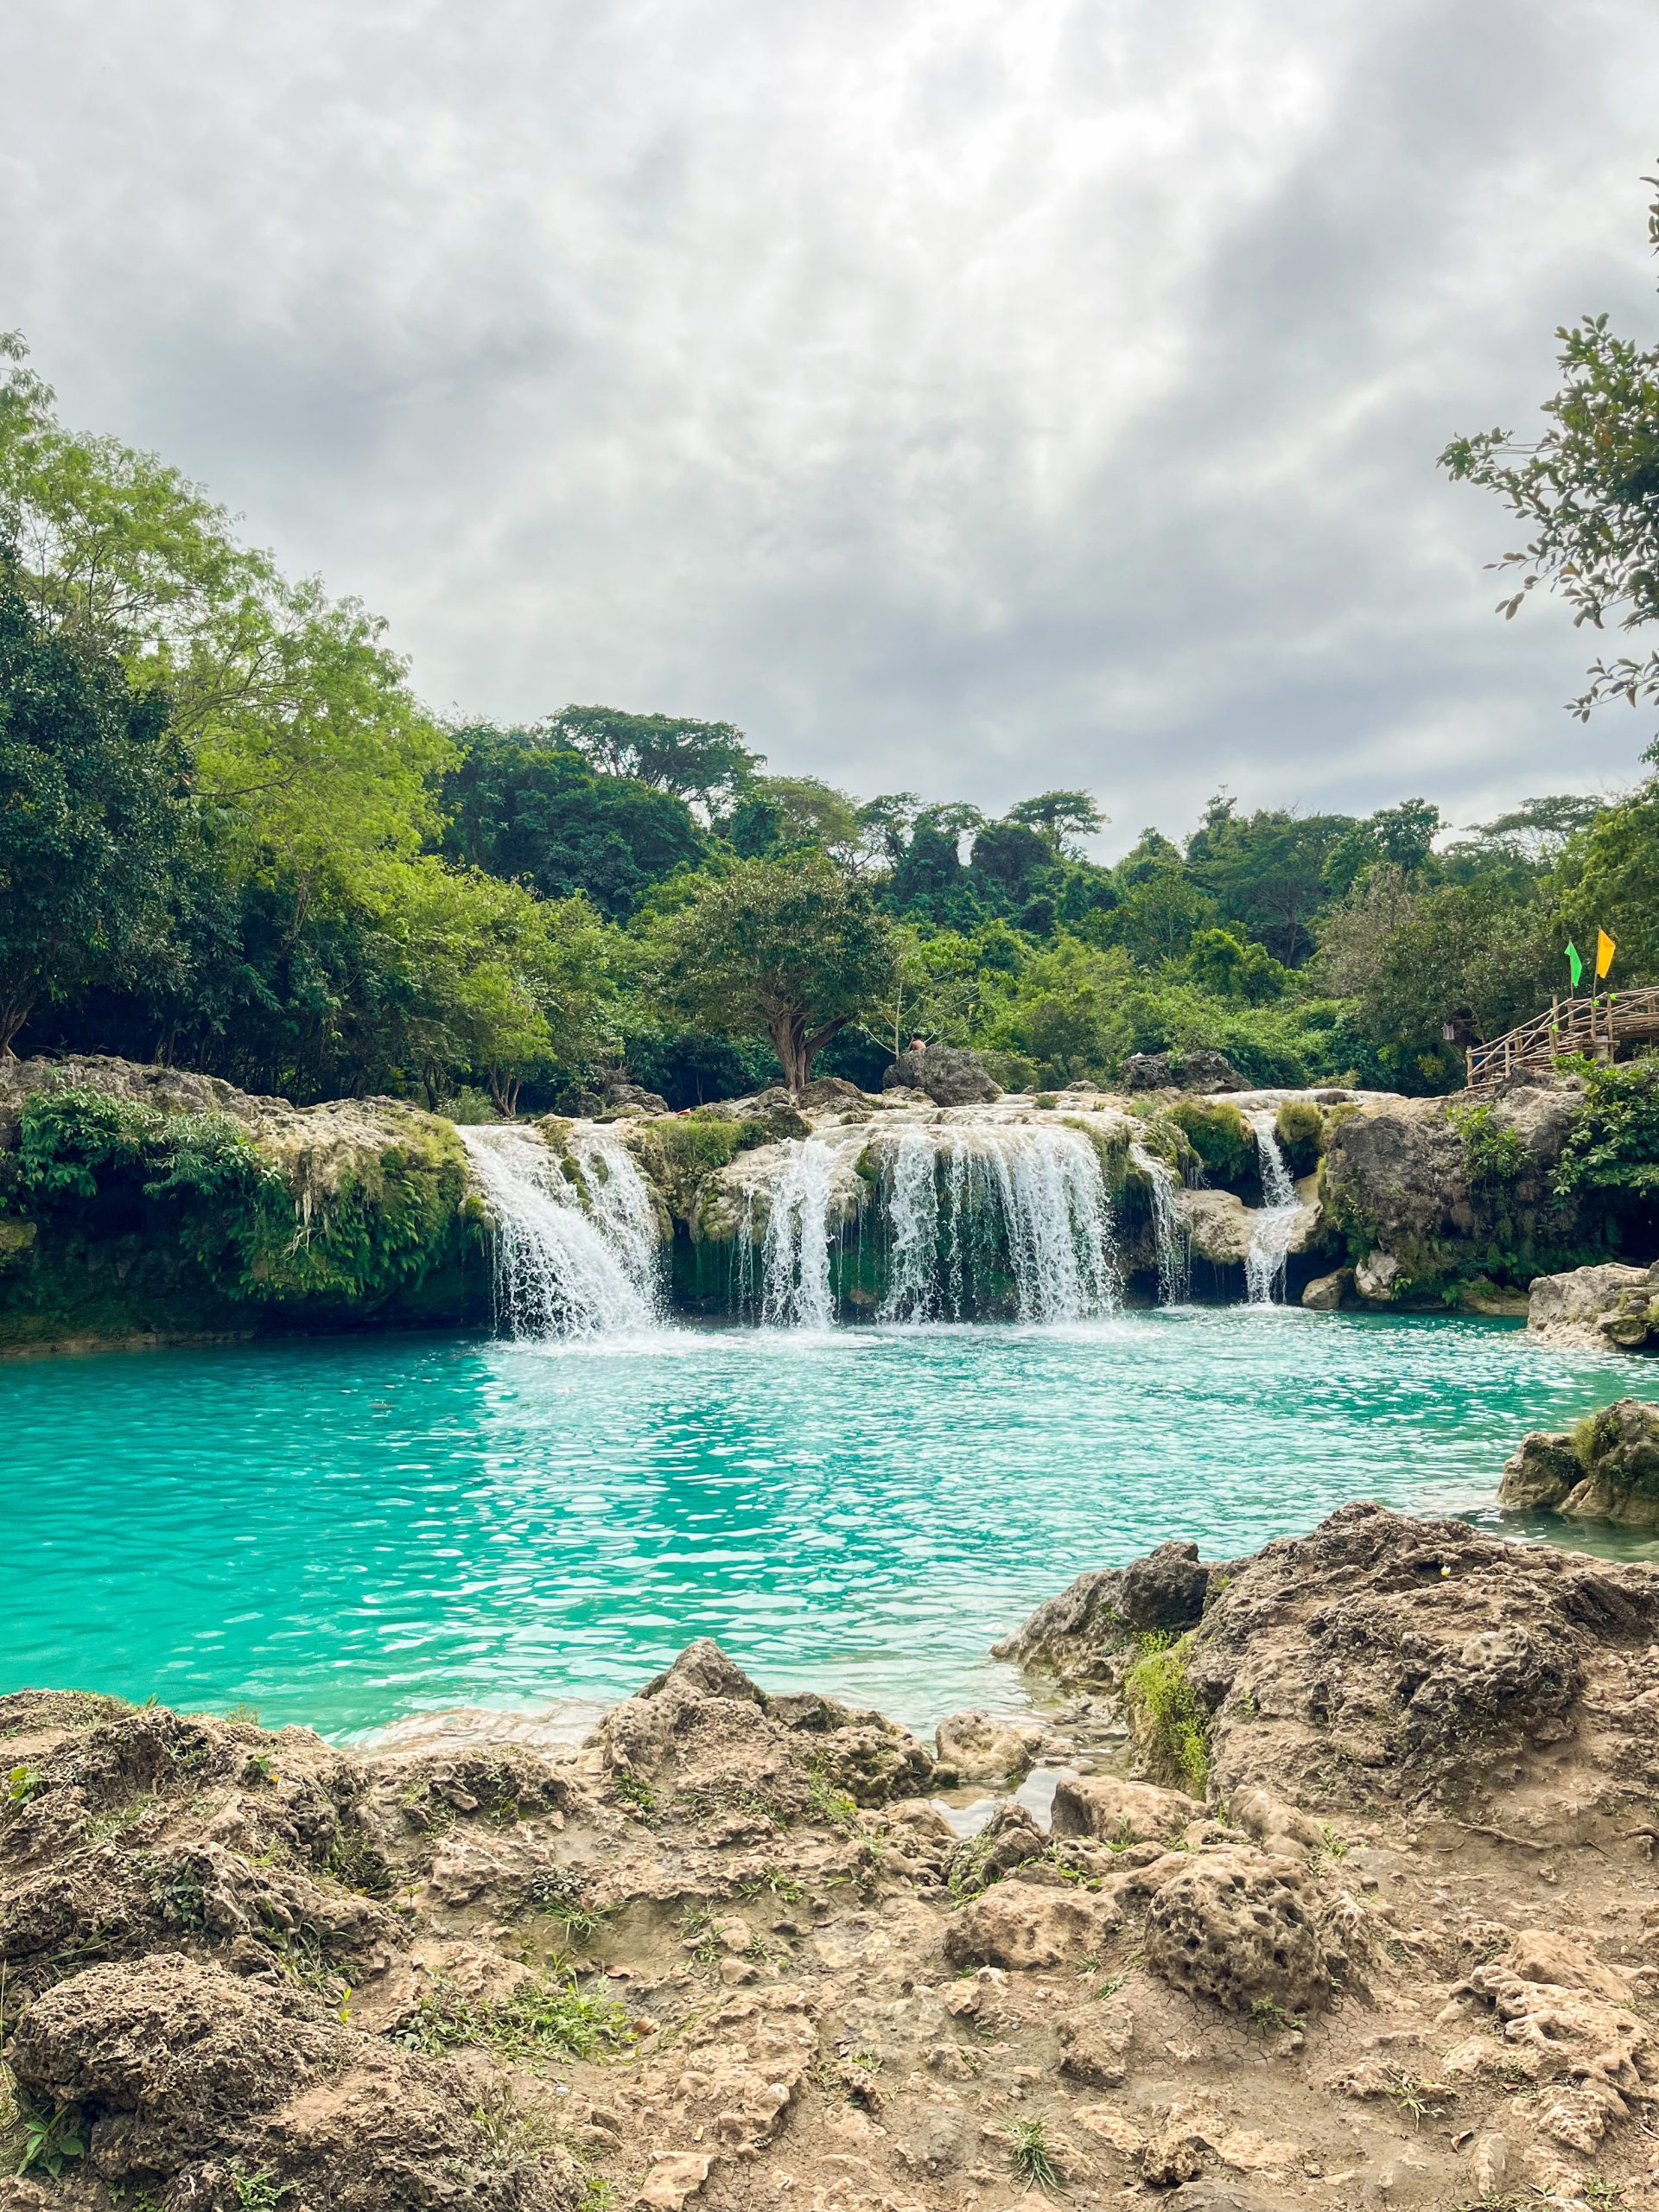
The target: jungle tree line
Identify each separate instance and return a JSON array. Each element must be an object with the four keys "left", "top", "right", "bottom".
[{"left": 5, "top": 171, "right": 1659, "bottom": 1107}]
